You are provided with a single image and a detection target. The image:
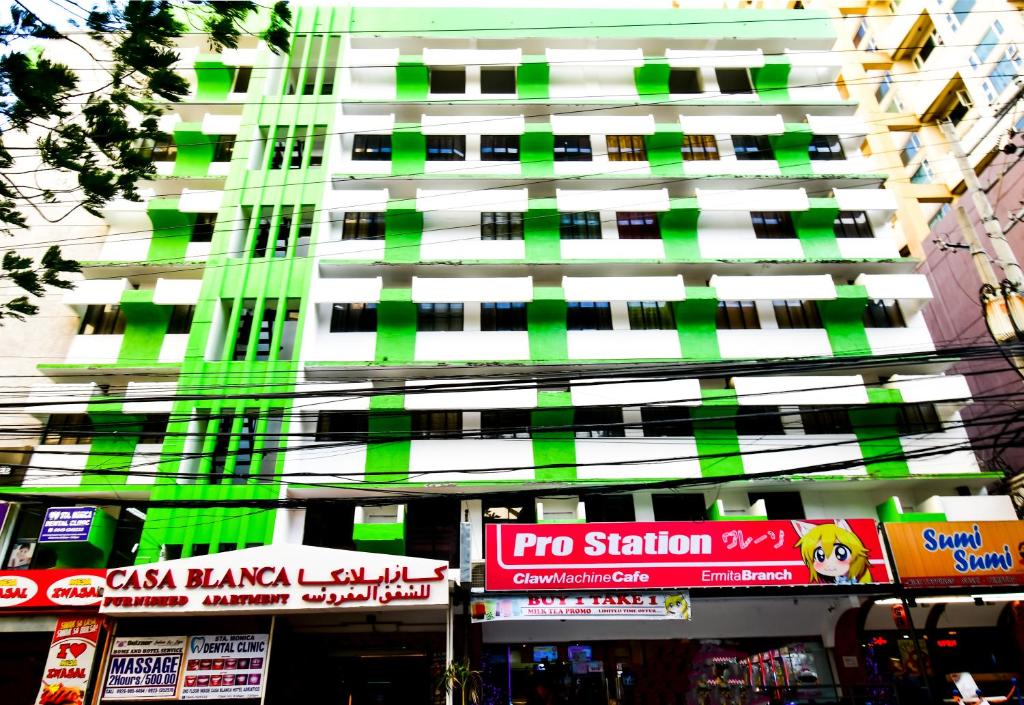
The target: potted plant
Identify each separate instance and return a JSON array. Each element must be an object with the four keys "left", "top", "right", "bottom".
[{"left": 437, "top": 658, "right": 482, "bottom": 705}]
